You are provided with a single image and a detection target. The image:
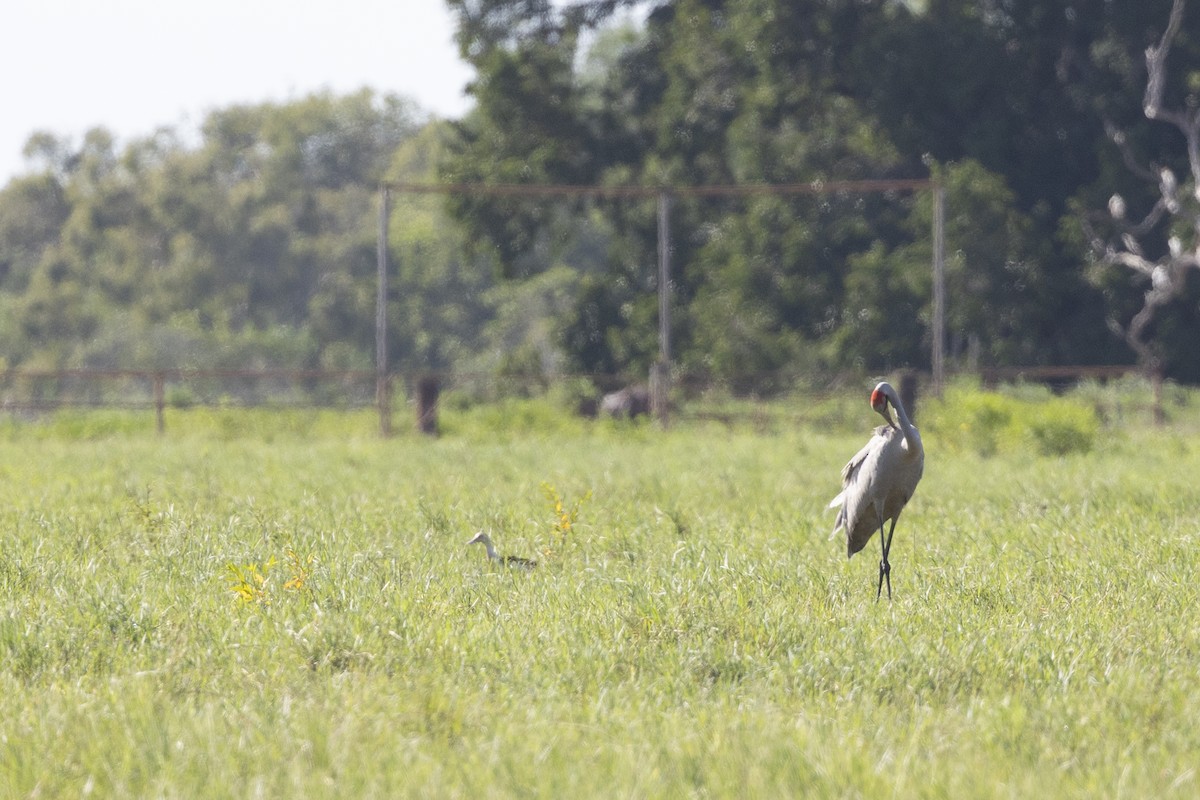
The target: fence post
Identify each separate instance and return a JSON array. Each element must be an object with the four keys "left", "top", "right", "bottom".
[
  {"left": 655, "top": 190, "right": 672, "bottom": 427},
  {"left": 376, "top": 184, "right": 392, "bottom": 438},
  {"left": 651, "top": 362, "right": 670, "bottom": 427},
  {"left": 378, "top": 373, "right": 392, "bottom": 438},
  {"left": 931, "top": 183, "right": 946, "bottom": 398},
  {"left": 153, "top": 372, "right": 165, "bottom": 435}
]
